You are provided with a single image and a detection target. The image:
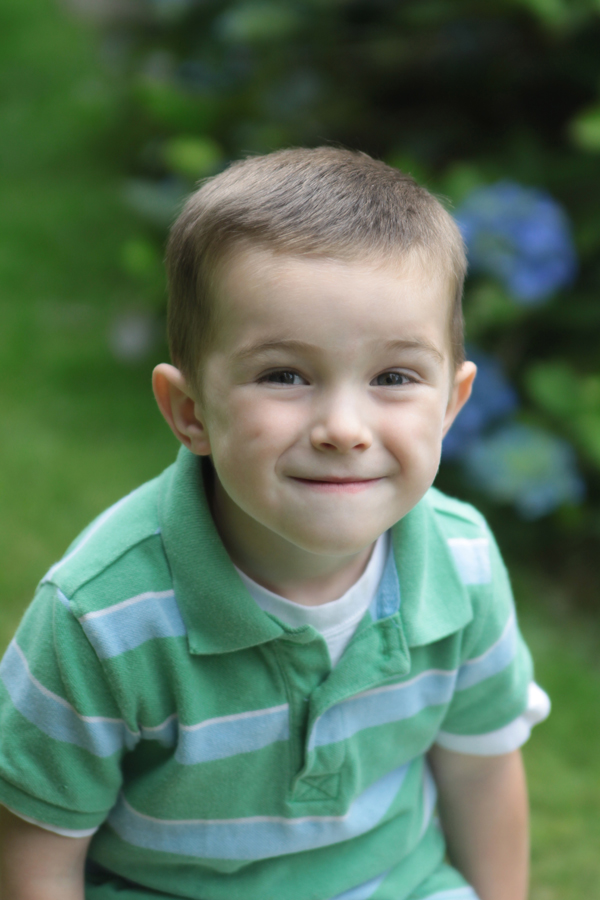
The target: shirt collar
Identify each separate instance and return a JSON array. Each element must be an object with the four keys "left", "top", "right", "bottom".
[
  {"left": 391, "top": 493, "right": 473, "bottom": 646},
  {"left": 159, "top": 447, "right": 473, "bottom": 655},
  {"left": 159, "top": 448, "right": 284, "bottom": 654}
]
